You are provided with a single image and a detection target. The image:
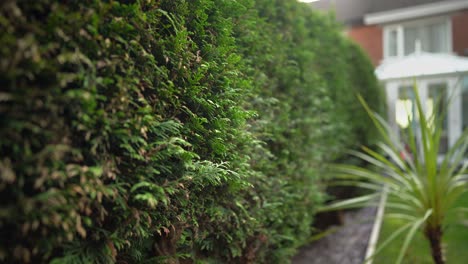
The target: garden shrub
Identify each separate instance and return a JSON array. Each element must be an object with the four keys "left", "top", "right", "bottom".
[
  {"left": 230, "top": 2, "right": 384, "bottom": 259},
  {"left": 230, "top": 1, "right": 336, "bottom": 261},
  {"left": 0, "top": 0, "right": 382, "bottom": 263},
  {"left": 1, "top": 1, "right": 257, "bottom": 262}
]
